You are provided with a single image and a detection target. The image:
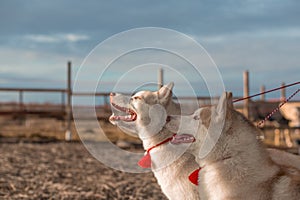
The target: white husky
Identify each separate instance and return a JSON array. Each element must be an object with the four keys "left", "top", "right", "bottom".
[
  {"left": 109, "top": 83, "right": 200, "bottom": 200},
  {"left": 167, "top": 92, "right": 300, "bottom": 200}
]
